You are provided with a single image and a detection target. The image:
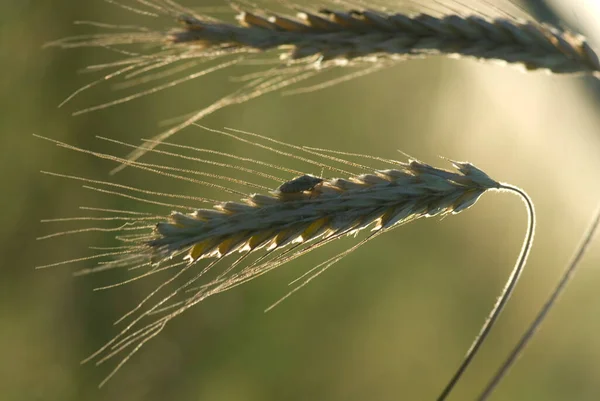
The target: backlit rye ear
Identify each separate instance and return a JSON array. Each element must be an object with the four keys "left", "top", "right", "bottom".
[
  {"left": 36, "top": 126, "right": 534, "bottom": 391},
  {"left": 46, "top": 1, "right": 600, "bottom": 168}
]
